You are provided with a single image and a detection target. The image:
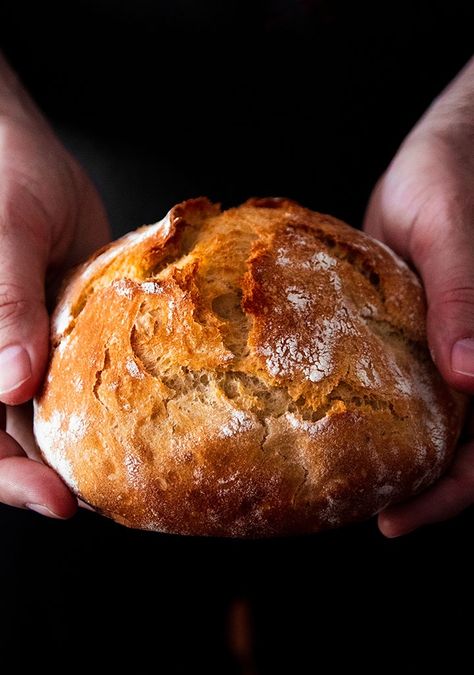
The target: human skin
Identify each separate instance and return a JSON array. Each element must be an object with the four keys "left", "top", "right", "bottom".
[
  {"left": 0, "top": 53, "right": 110, "bottom": 518},
  {"left": 364, "top": 56, "right": 474, "bottom": 536},
  {"left": 0, "top": 52, "right": 473, "bottom": 533}
]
